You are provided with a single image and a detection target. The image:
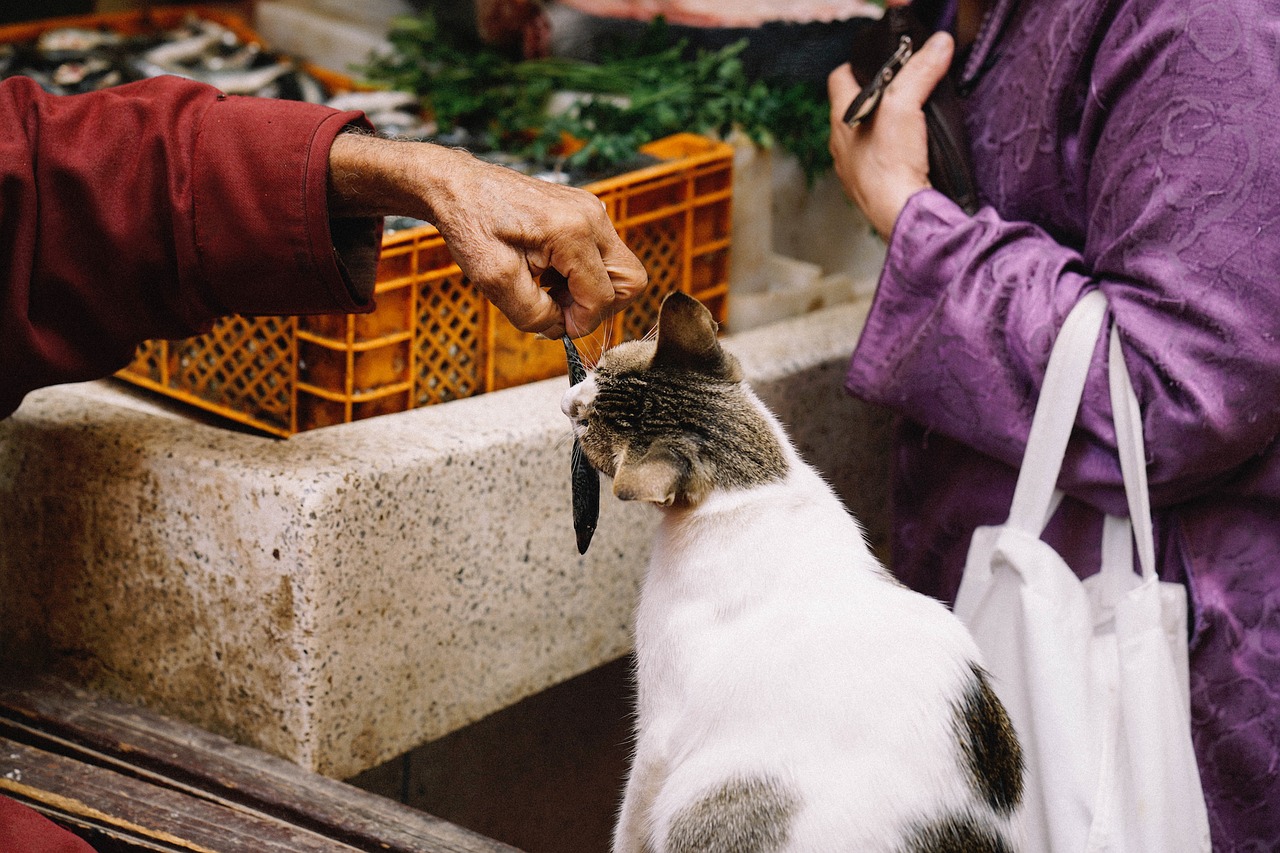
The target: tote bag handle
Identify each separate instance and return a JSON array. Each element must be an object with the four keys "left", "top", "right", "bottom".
[
  {"left": 1005, "top": 291, "right": 1107, "bottom": 534},
  {"left": 1108, "top": 329, "right": 1155, "bottom": 579},
  {"left": 1004, "top": 291, "right": 1154, "bottom": 579}
]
